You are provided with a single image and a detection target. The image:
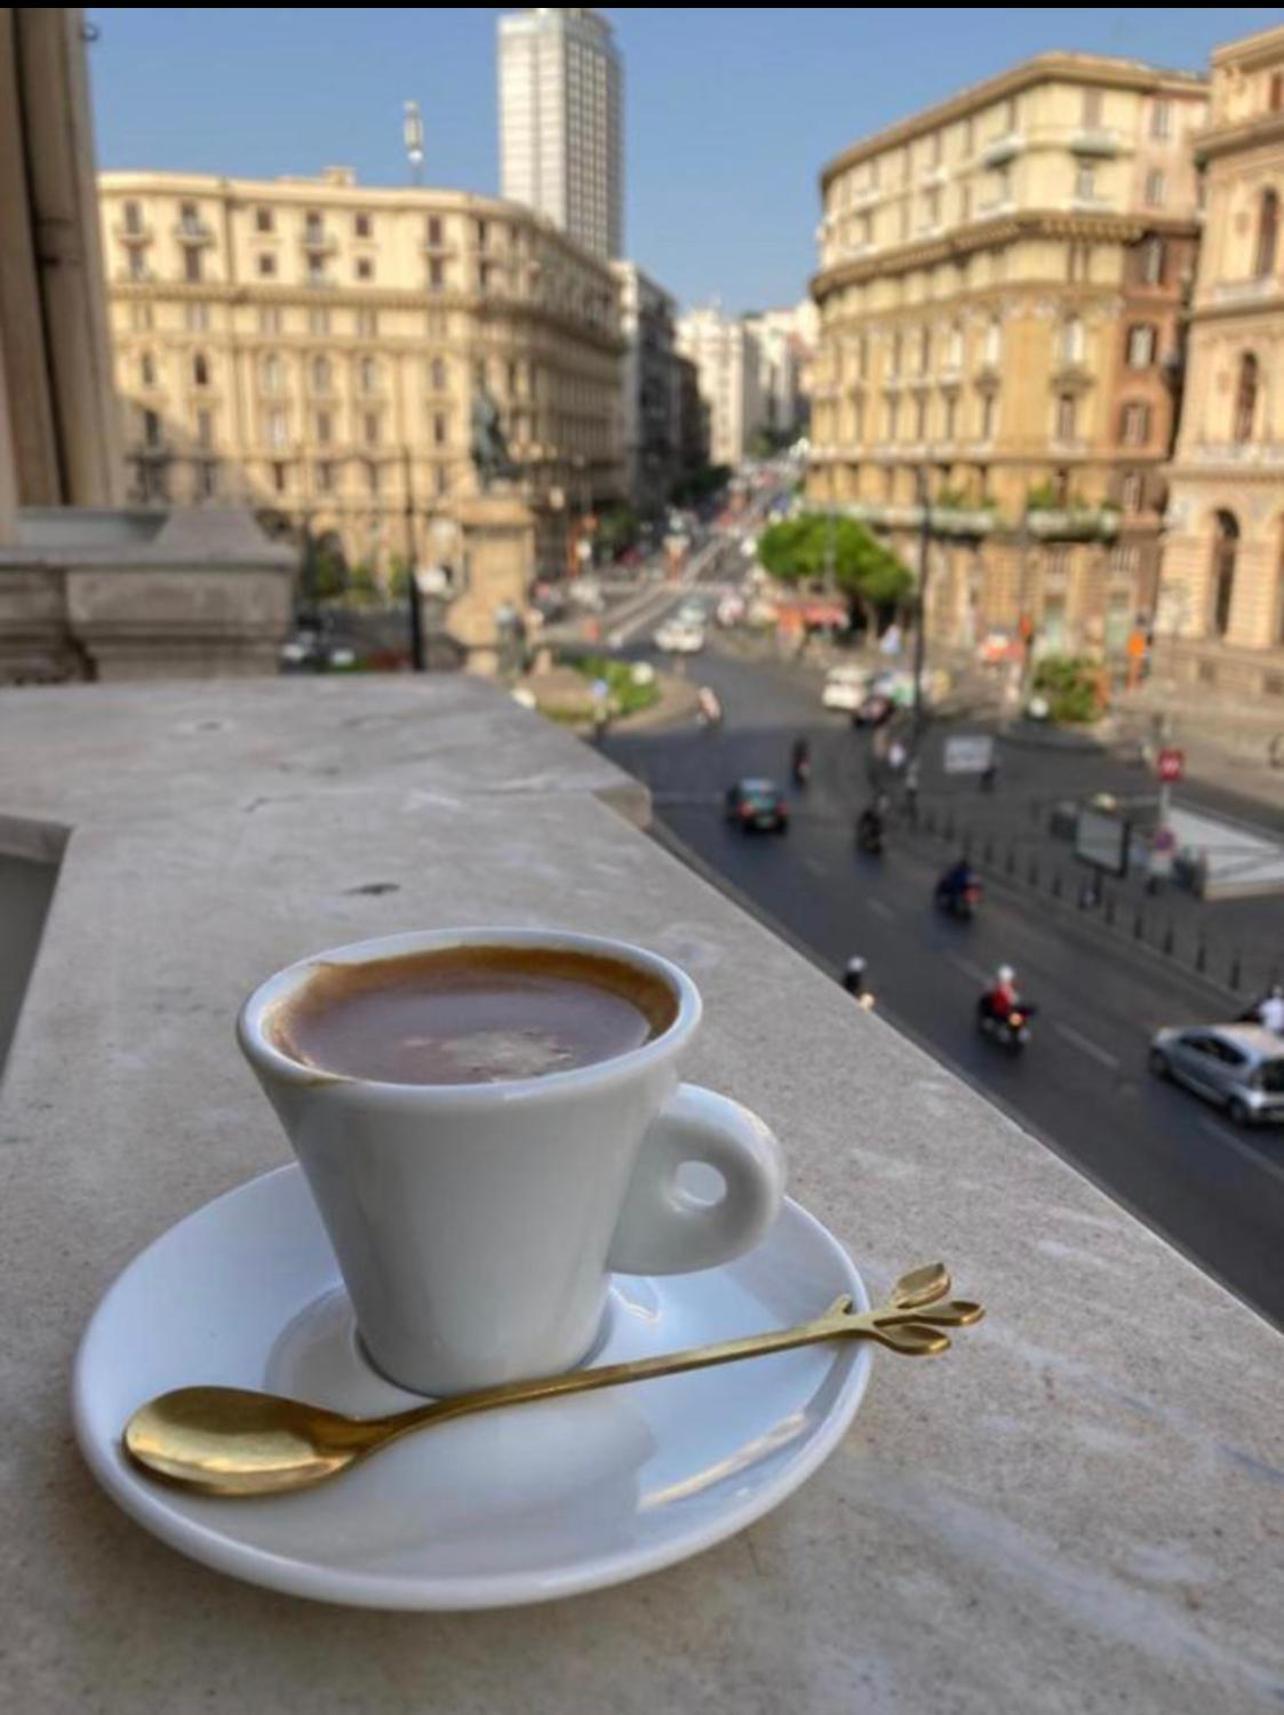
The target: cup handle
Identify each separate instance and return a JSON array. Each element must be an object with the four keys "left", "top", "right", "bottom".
[{"left": 608, "top": 1083, "right": 785, "bottom": 1275}]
